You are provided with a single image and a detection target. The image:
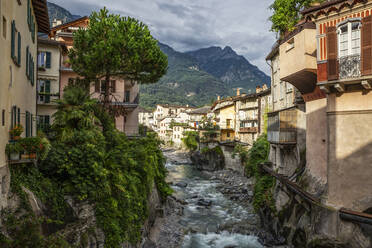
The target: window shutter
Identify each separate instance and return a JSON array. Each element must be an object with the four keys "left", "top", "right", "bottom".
[
  {"left": 17, "top": 108, "right": 20, "bottom": 124},
  {"left": 27, "top": 0, "right": 30, "bottom": 27},
  {"left": 327, "top": 26, "right": 338, "bottom": 80},
  {"left": 45, "top": 80, "right": 51, "bottom": 103},
  {"left": 95, "top": 80, "right": 100, "bottom": 92},
  {"left": 362, "top": 16, "right": 372, "bottom": 75},
  {"left": 17, "top": 32, "right": 21, "bottom": 65},
  {"left": 11, "top": 21, "right": 15, "bottom": 59},
  {"left": 26, "top": 46, "right": 29, "bottom": 77},
  {"left": 31, "top": 114, "right": 33, "bottom": 136},
  {"left": 26, "top": 111, "right": 30, "bottom": 137},
  {"left": 46, "top": 52, "right": 51, "bottom": 68},
  {"left": 45, "top": 116, "right": 50, "bottom": 126}
]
